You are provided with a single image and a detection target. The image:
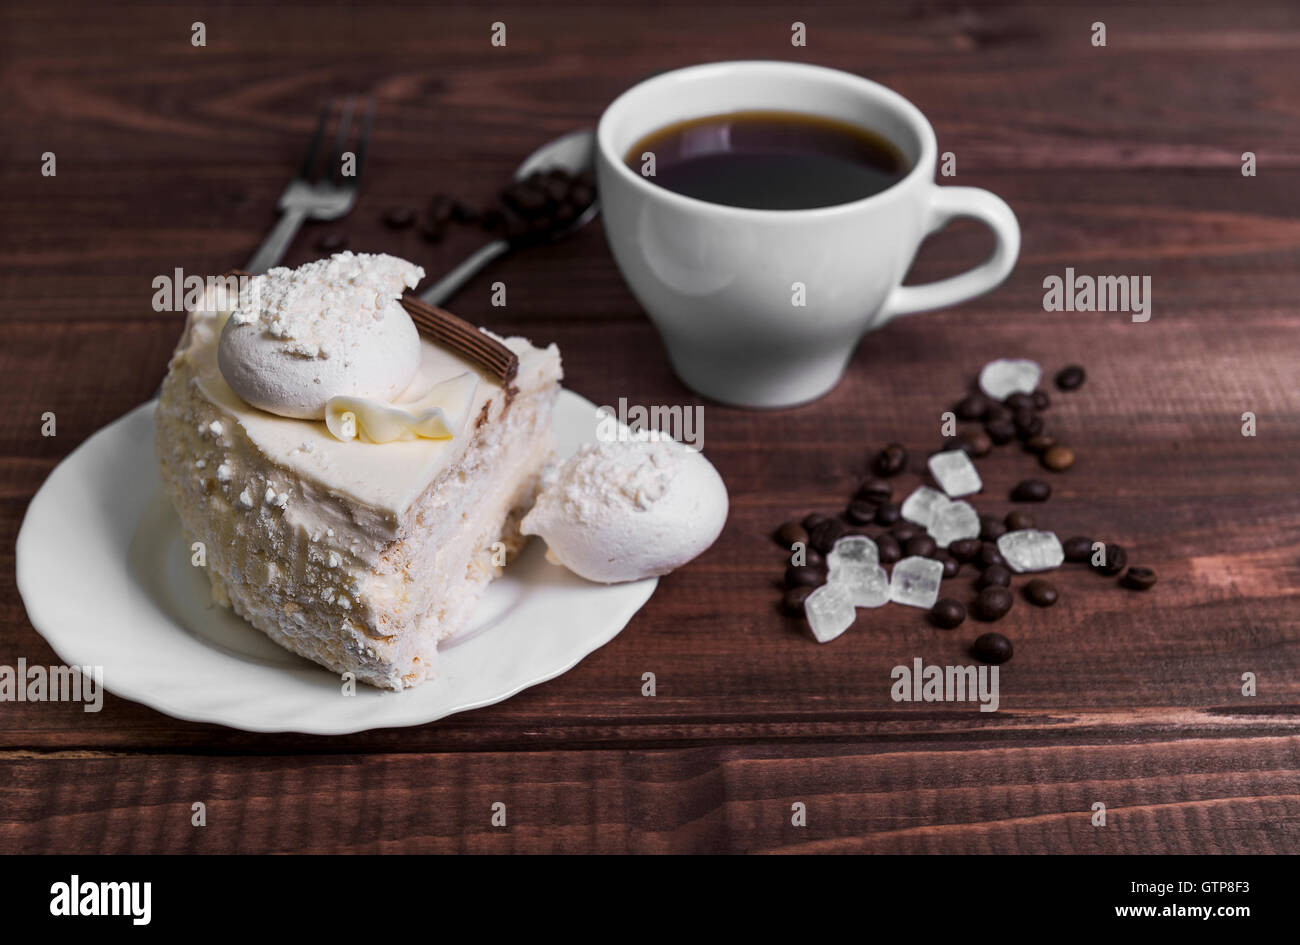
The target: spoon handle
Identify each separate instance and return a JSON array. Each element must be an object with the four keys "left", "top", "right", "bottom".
[{"left": 418, "top": 238, "right": 511, "bottom": 307}]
